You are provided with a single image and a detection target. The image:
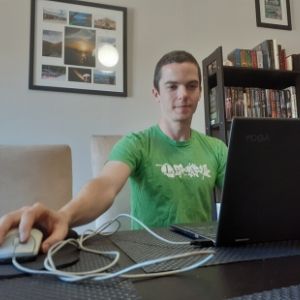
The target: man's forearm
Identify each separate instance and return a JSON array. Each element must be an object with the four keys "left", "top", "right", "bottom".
[{"left": 58, "top": 177, "right": 115, "bottom": 228}]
